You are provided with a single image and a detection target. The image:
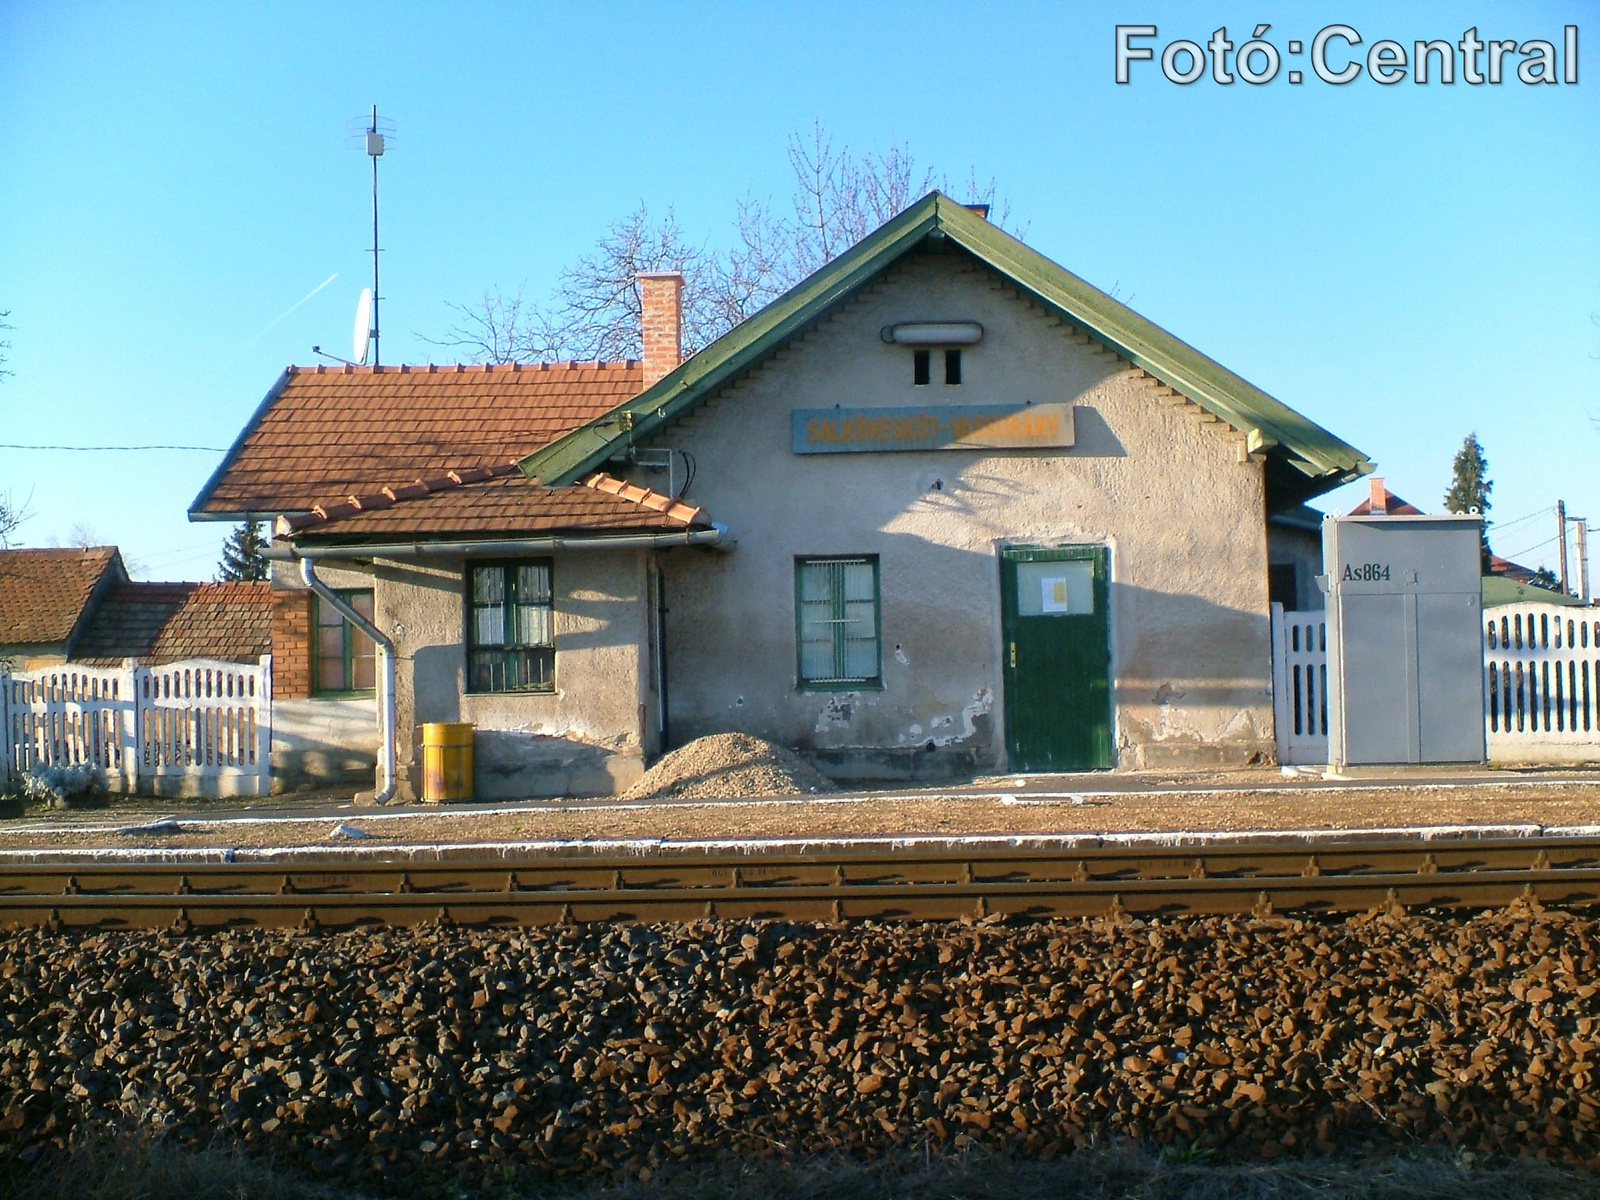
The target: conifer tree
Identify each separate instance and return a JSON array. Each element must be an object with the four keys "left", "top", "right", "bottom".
[
  {"left": 1442, "top": 433, "right": 1493, "bottom": 569},
  {"left": 217, "top": 521, "right": 269, "bottom": 582}
]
